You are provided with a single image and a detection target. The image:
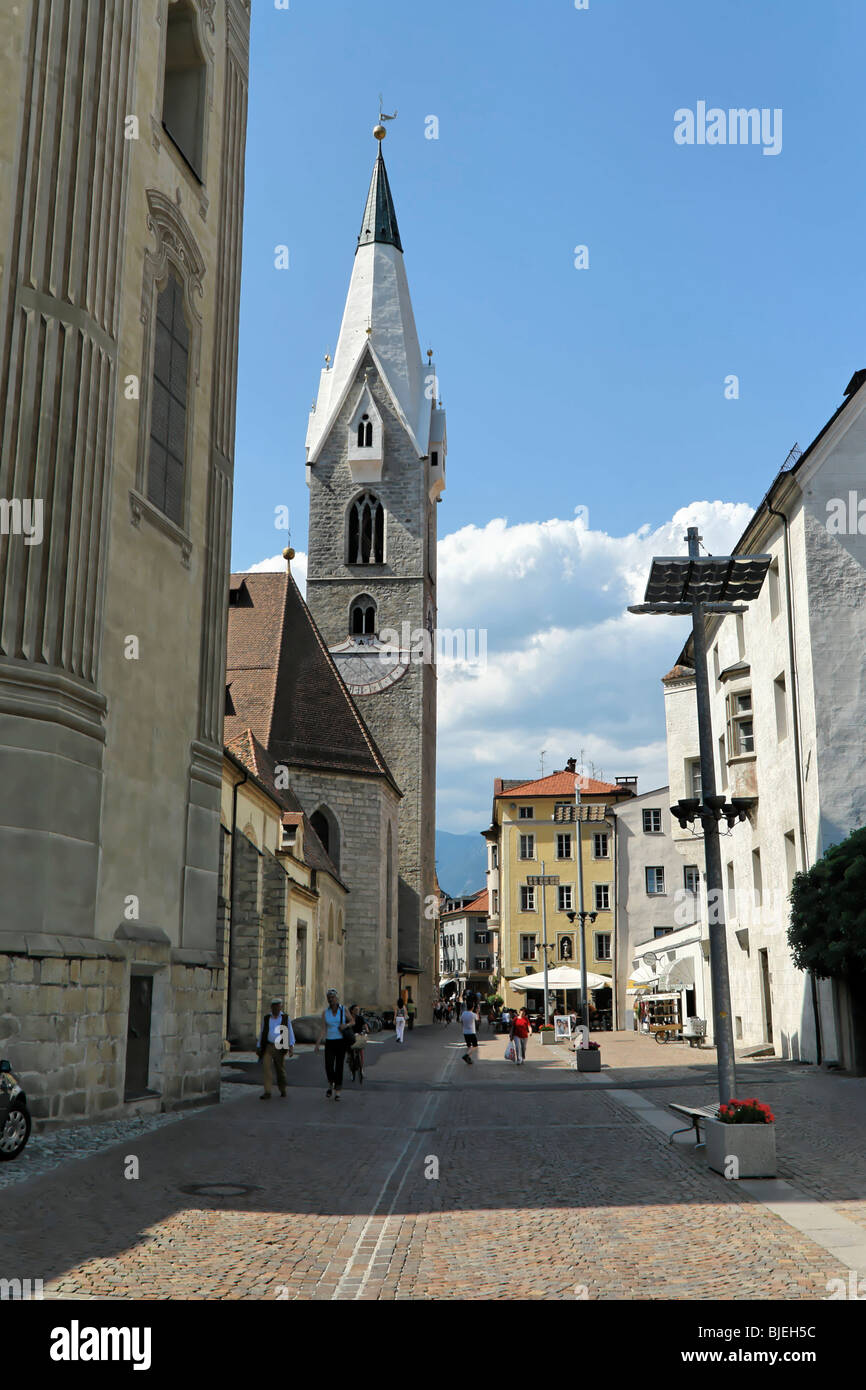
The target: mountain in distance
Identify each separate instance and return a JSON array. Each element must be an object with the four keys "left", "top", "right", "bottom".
[{"left": 435, "top": 829, "right": 487, "bottom": 899}]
